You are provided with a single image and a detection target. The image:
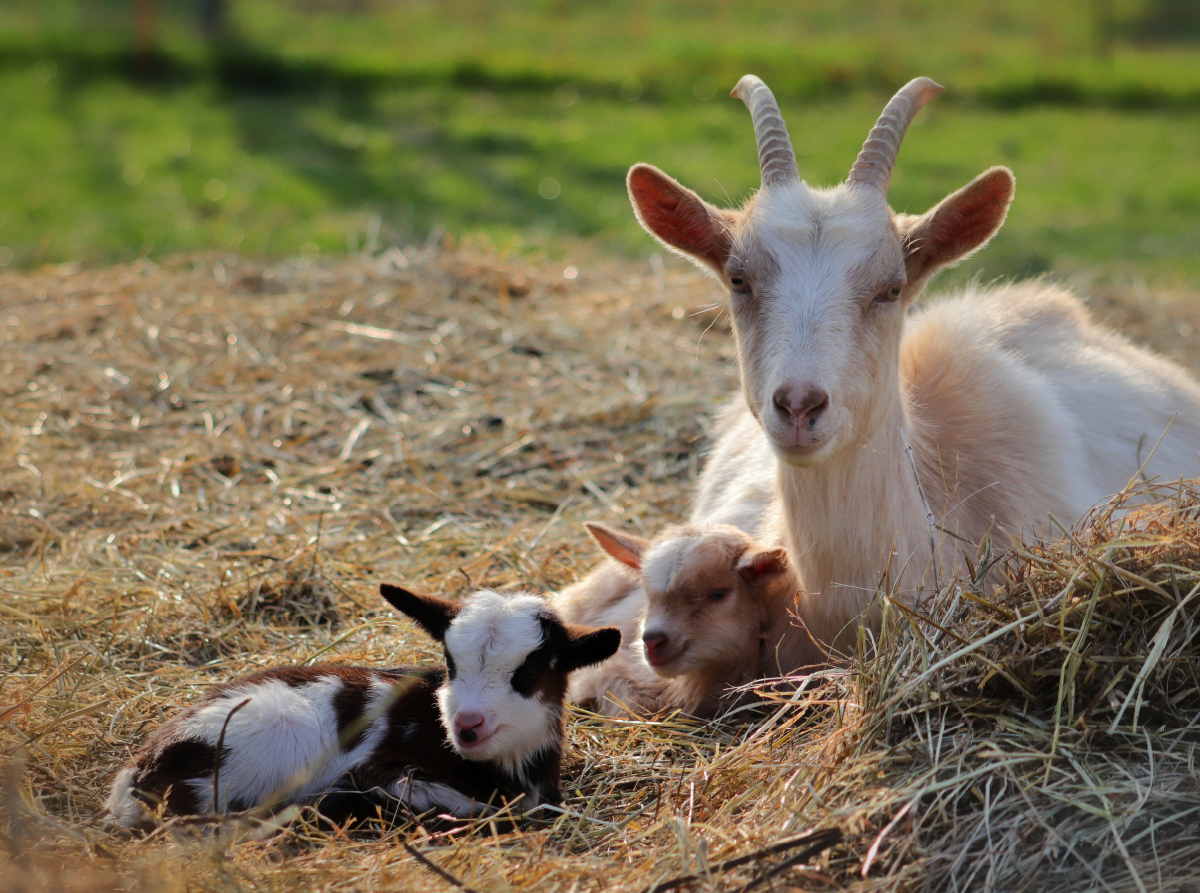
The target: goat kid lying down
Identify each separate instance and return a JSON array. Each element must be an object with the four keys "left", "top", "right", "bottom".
[
  {"left": 105, "top": 585, "right": 620, "bottom": 829},
  {"left": 567, "top": 522, "right": 824, "bottom": 718}
]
